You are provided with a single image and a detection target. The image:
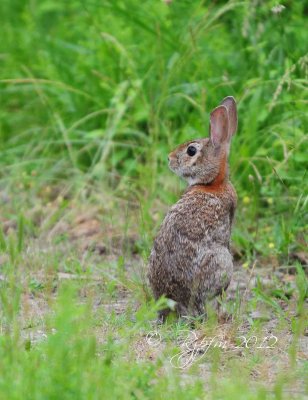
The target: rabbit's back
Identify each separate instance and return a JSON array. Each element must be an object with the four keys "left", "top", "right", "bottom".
[{"left": 148, "top": 183, "right": 236, "bottom": 306}]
